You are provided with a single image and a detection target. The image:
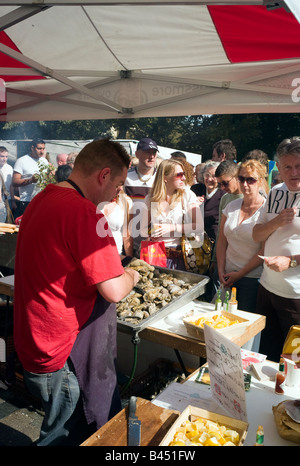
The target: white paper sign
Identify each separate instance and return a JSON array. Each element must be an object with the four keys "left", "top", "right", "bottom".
[{"left": 203, "top": 324, "right": 247, "bottom": 422}]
